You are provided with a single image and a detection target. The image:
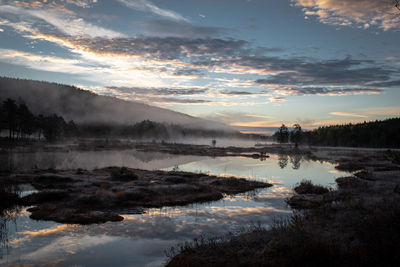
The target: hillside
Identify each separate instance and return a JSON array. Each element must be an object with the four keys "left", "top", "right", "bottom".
[{"left": 0, "top": 77, "right": 232, "bottom": 132}]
